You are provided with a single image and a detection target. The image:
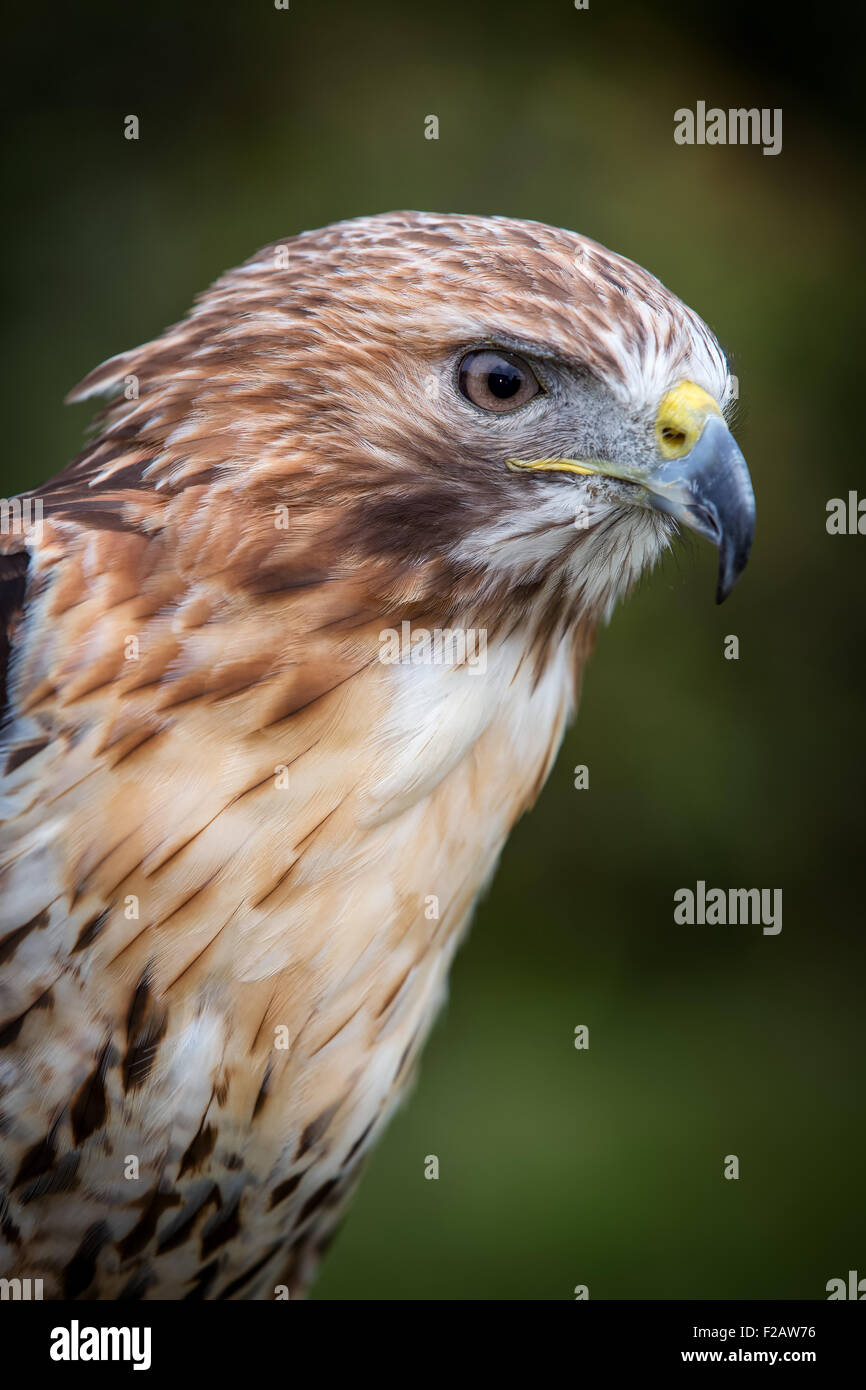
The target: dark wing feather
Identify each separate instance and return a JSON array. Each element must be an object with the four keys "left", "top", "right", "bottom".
[{"left": 0, "top": 547, "right": 29, "bottom": 732}]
